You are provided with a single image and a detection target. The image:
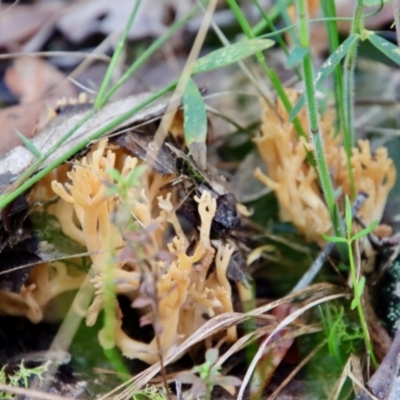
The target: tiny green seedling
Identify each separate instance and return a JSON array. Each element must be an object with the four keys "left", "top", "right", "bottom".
[
  {"left": 323, "top": 195, "right": 378, "bottom": 367},
  {"left": 177, "top": 348, "right": 241, "bottom": 400}
]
